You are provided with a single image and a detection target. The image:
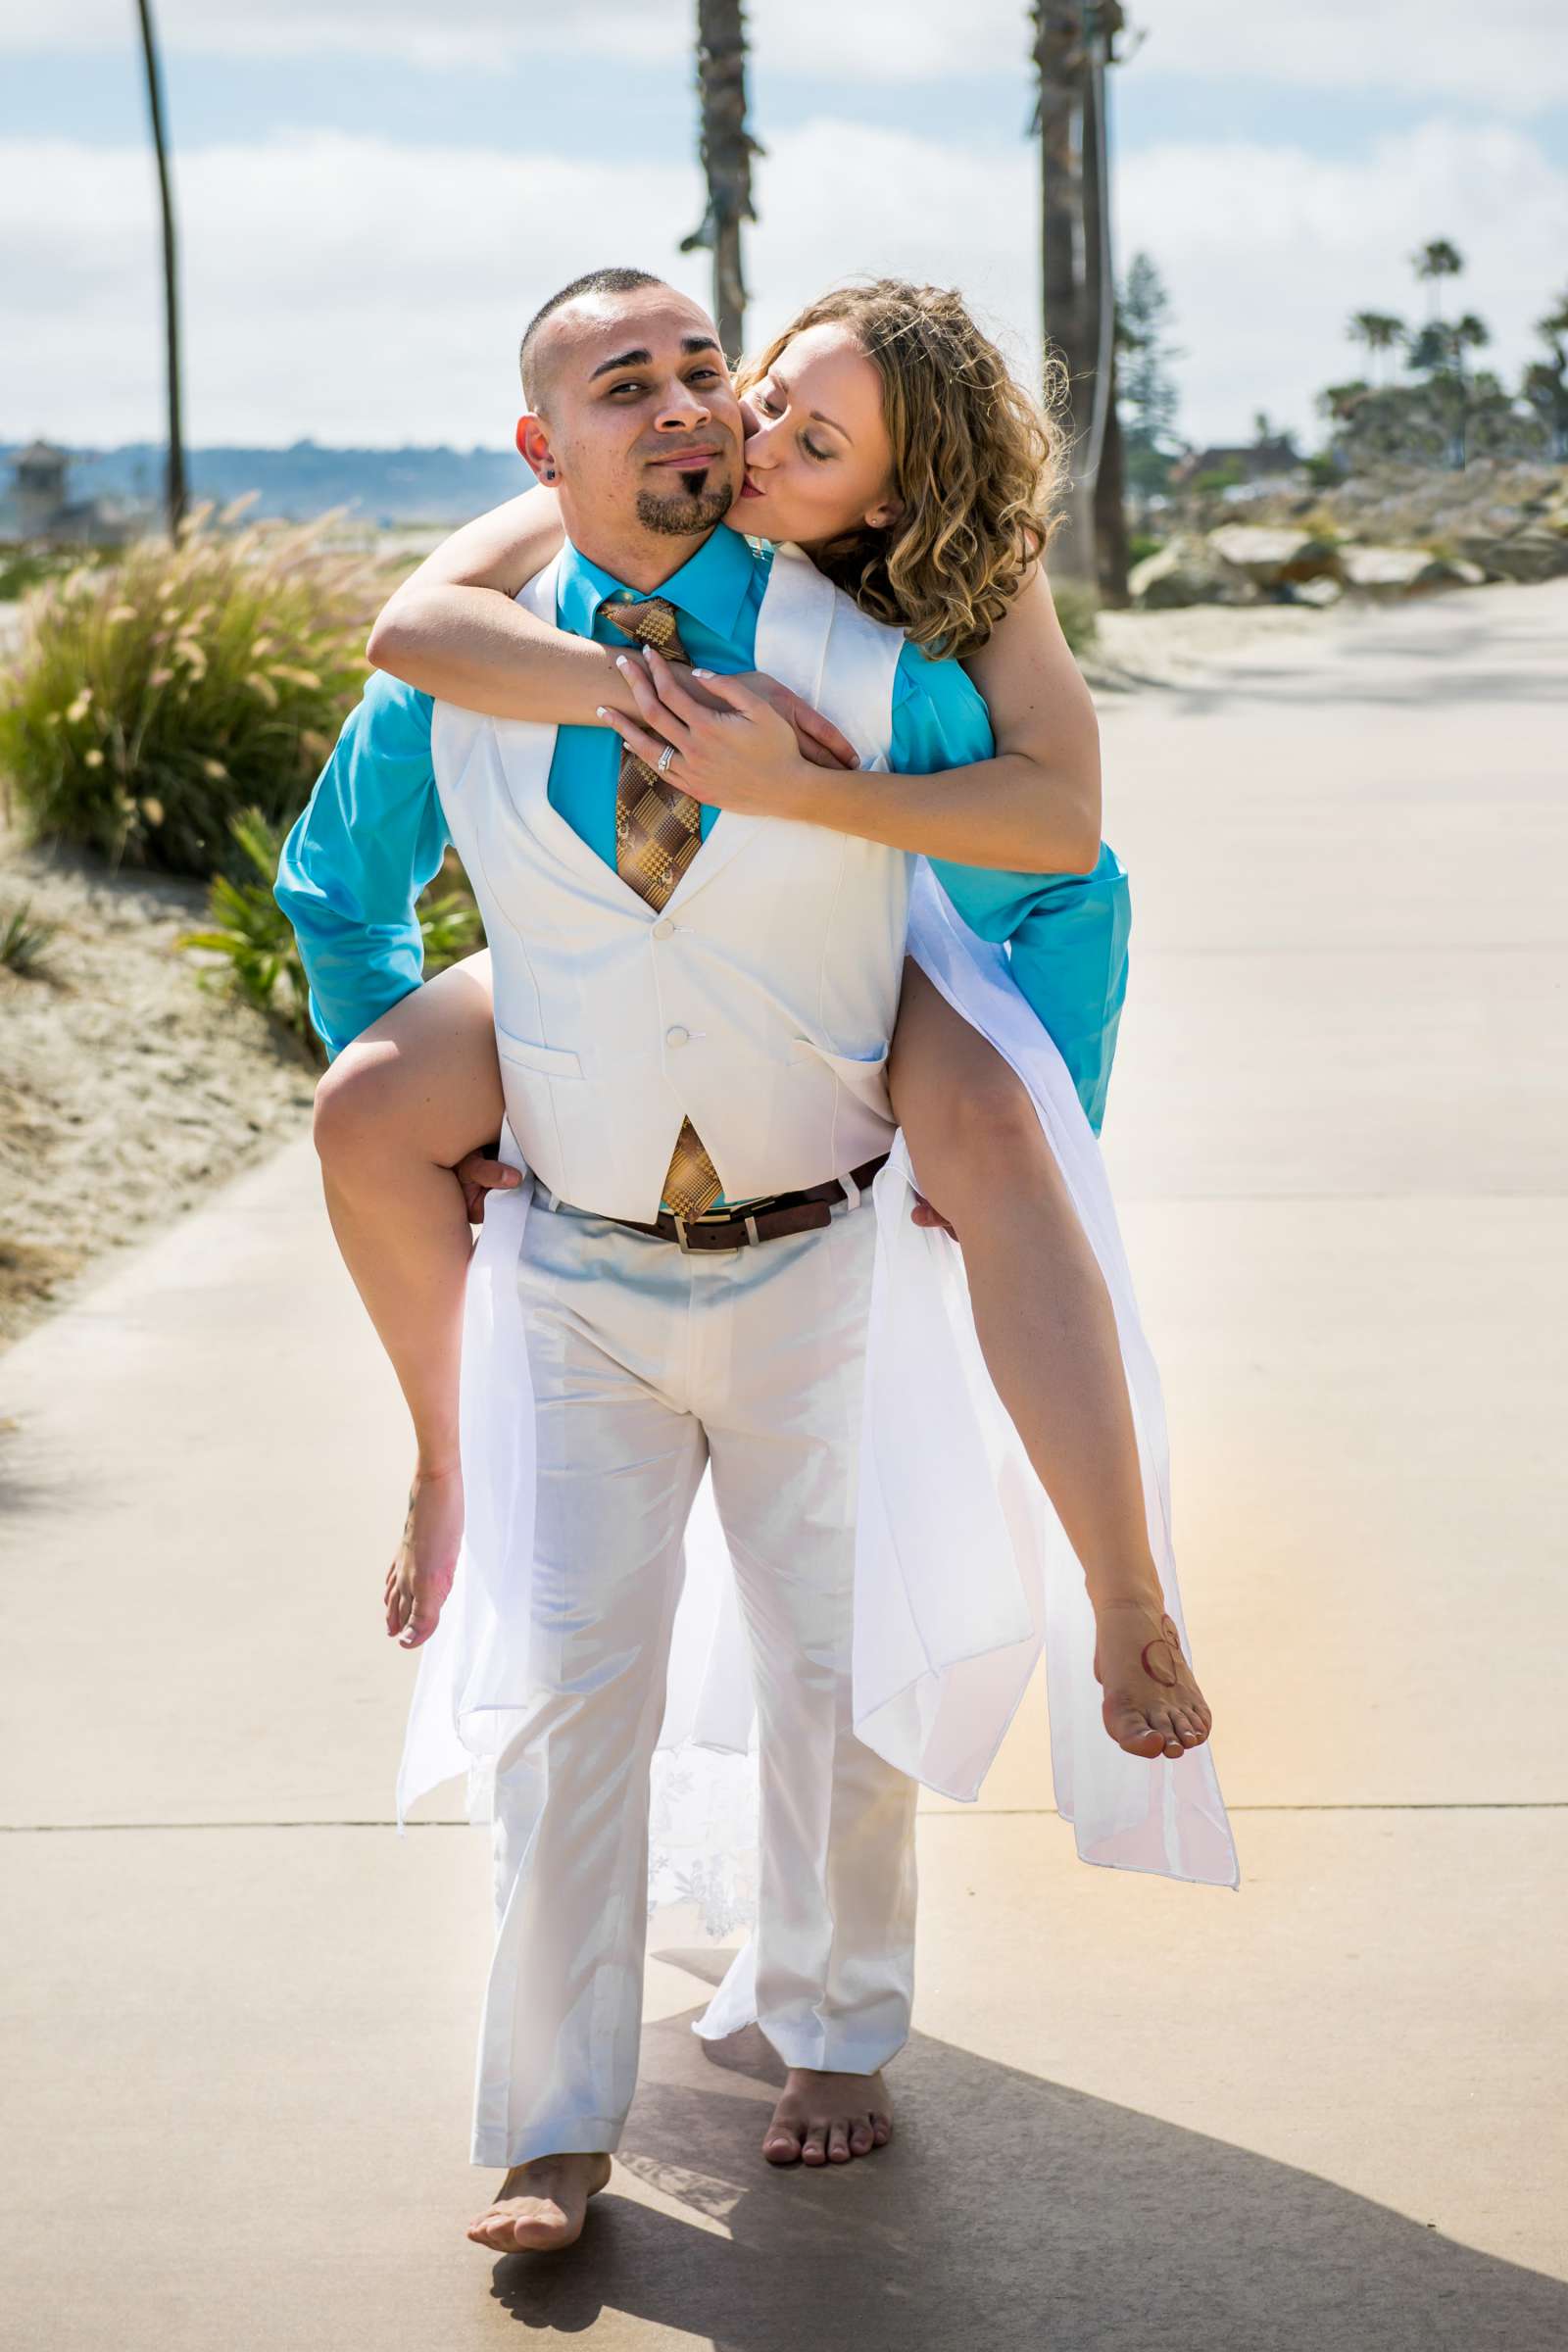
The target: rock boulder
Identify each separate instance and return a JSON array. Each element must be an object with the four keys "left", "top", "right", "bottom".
[
  {"left": 1205, "top": 524, "right": 1340, "bottom": 587},
  {"left": 1338, "top": 545, "right": 1461, "bottom": 596},
  {"left": 1455, "top": 525, "right": 1568, "bottom": 584},
  {"left": 1128, "top": 535, "right": 1258, "bottom": 609}
]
